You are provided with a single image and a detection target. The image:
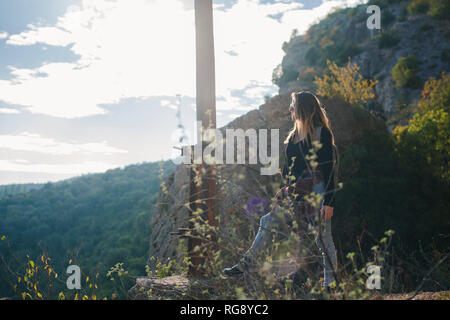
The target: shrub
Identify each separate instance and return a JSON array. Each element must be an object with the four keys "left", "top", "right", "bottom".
[
  {"left": 314, "top": 59, "right": 378, "bottom": 107},
  {"left": 407, "top": 0, "right": 450, "bottom": 19},
  {"left": 419, "top": 23, "right": 433, "bottom": 32},
  {"left": 407, "top": 0, "right": 430, "bottom": 14},
  {"left": 392, "top": 55, "right": 421, "bottom": 88},
  {"left": 304, "top": 47, "right": 320, "bottom": 66},
  {"left": 428, "top": 0, "right": 450, "bottom": 19},
  {"left": 441, "top": 49, "right": 450, "bottom": 63},
  {"left": 273, "top": 66, "right": 299, "bottom": 89},
  {"left": 345, "top": 7, "right": 360, "bottom": 18},
  {"left": 399, "top": 8, "right": 408, "bottom": 21},
  {"left": 393, "top": 72, "right": 450, "bottom": 181},
  {"left": 336, "top": 44, "right": 362, "bottom": 65},
  {"left": 297, "top": 67, "right": 318, "bottom": 87},
  {"left": 377, "top": 31, "right": 400, "bottom": 49},
  {"left": 282, "top": 69, "right": 299, "bottom": 85},
  {"left": 382, "top": 10, "right": 396, "bottom": 26},
  {"left": 368, "top": 0, "right": 400, "bottom": 10},
  {"left": 337, "top": 122, "right": 449, "bottom": 291},
  {"left": 398, "top": 108, "right": 449, "bottom": 180},
  {"left": 419, "top": 72, "right": 450, "bottom": 112}
]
